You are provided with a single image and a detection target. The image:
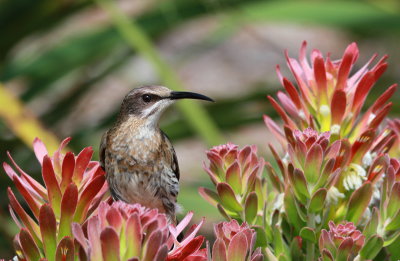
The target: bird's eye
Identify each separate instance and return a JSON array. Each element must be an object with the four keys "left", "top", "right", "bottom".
[{"left": 142, "top": 94, "right": 152, "bottom": 103}]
